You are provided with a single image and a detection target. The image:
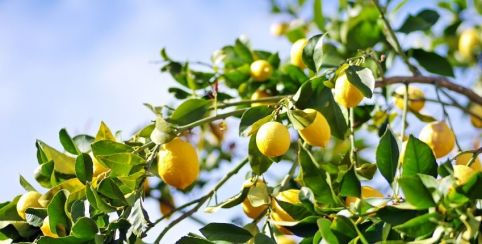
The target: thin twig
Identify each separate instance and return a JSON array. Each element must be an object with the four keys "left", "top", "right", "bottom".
[
  {"left": 177, "top": 108, "right": 248, "bottom": 132},
  {"left": 215, "top": 95, "right": 287, "bottom": 109},
  {"left": 435, "top": 87, "right": 462, "bottom": 151}
]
